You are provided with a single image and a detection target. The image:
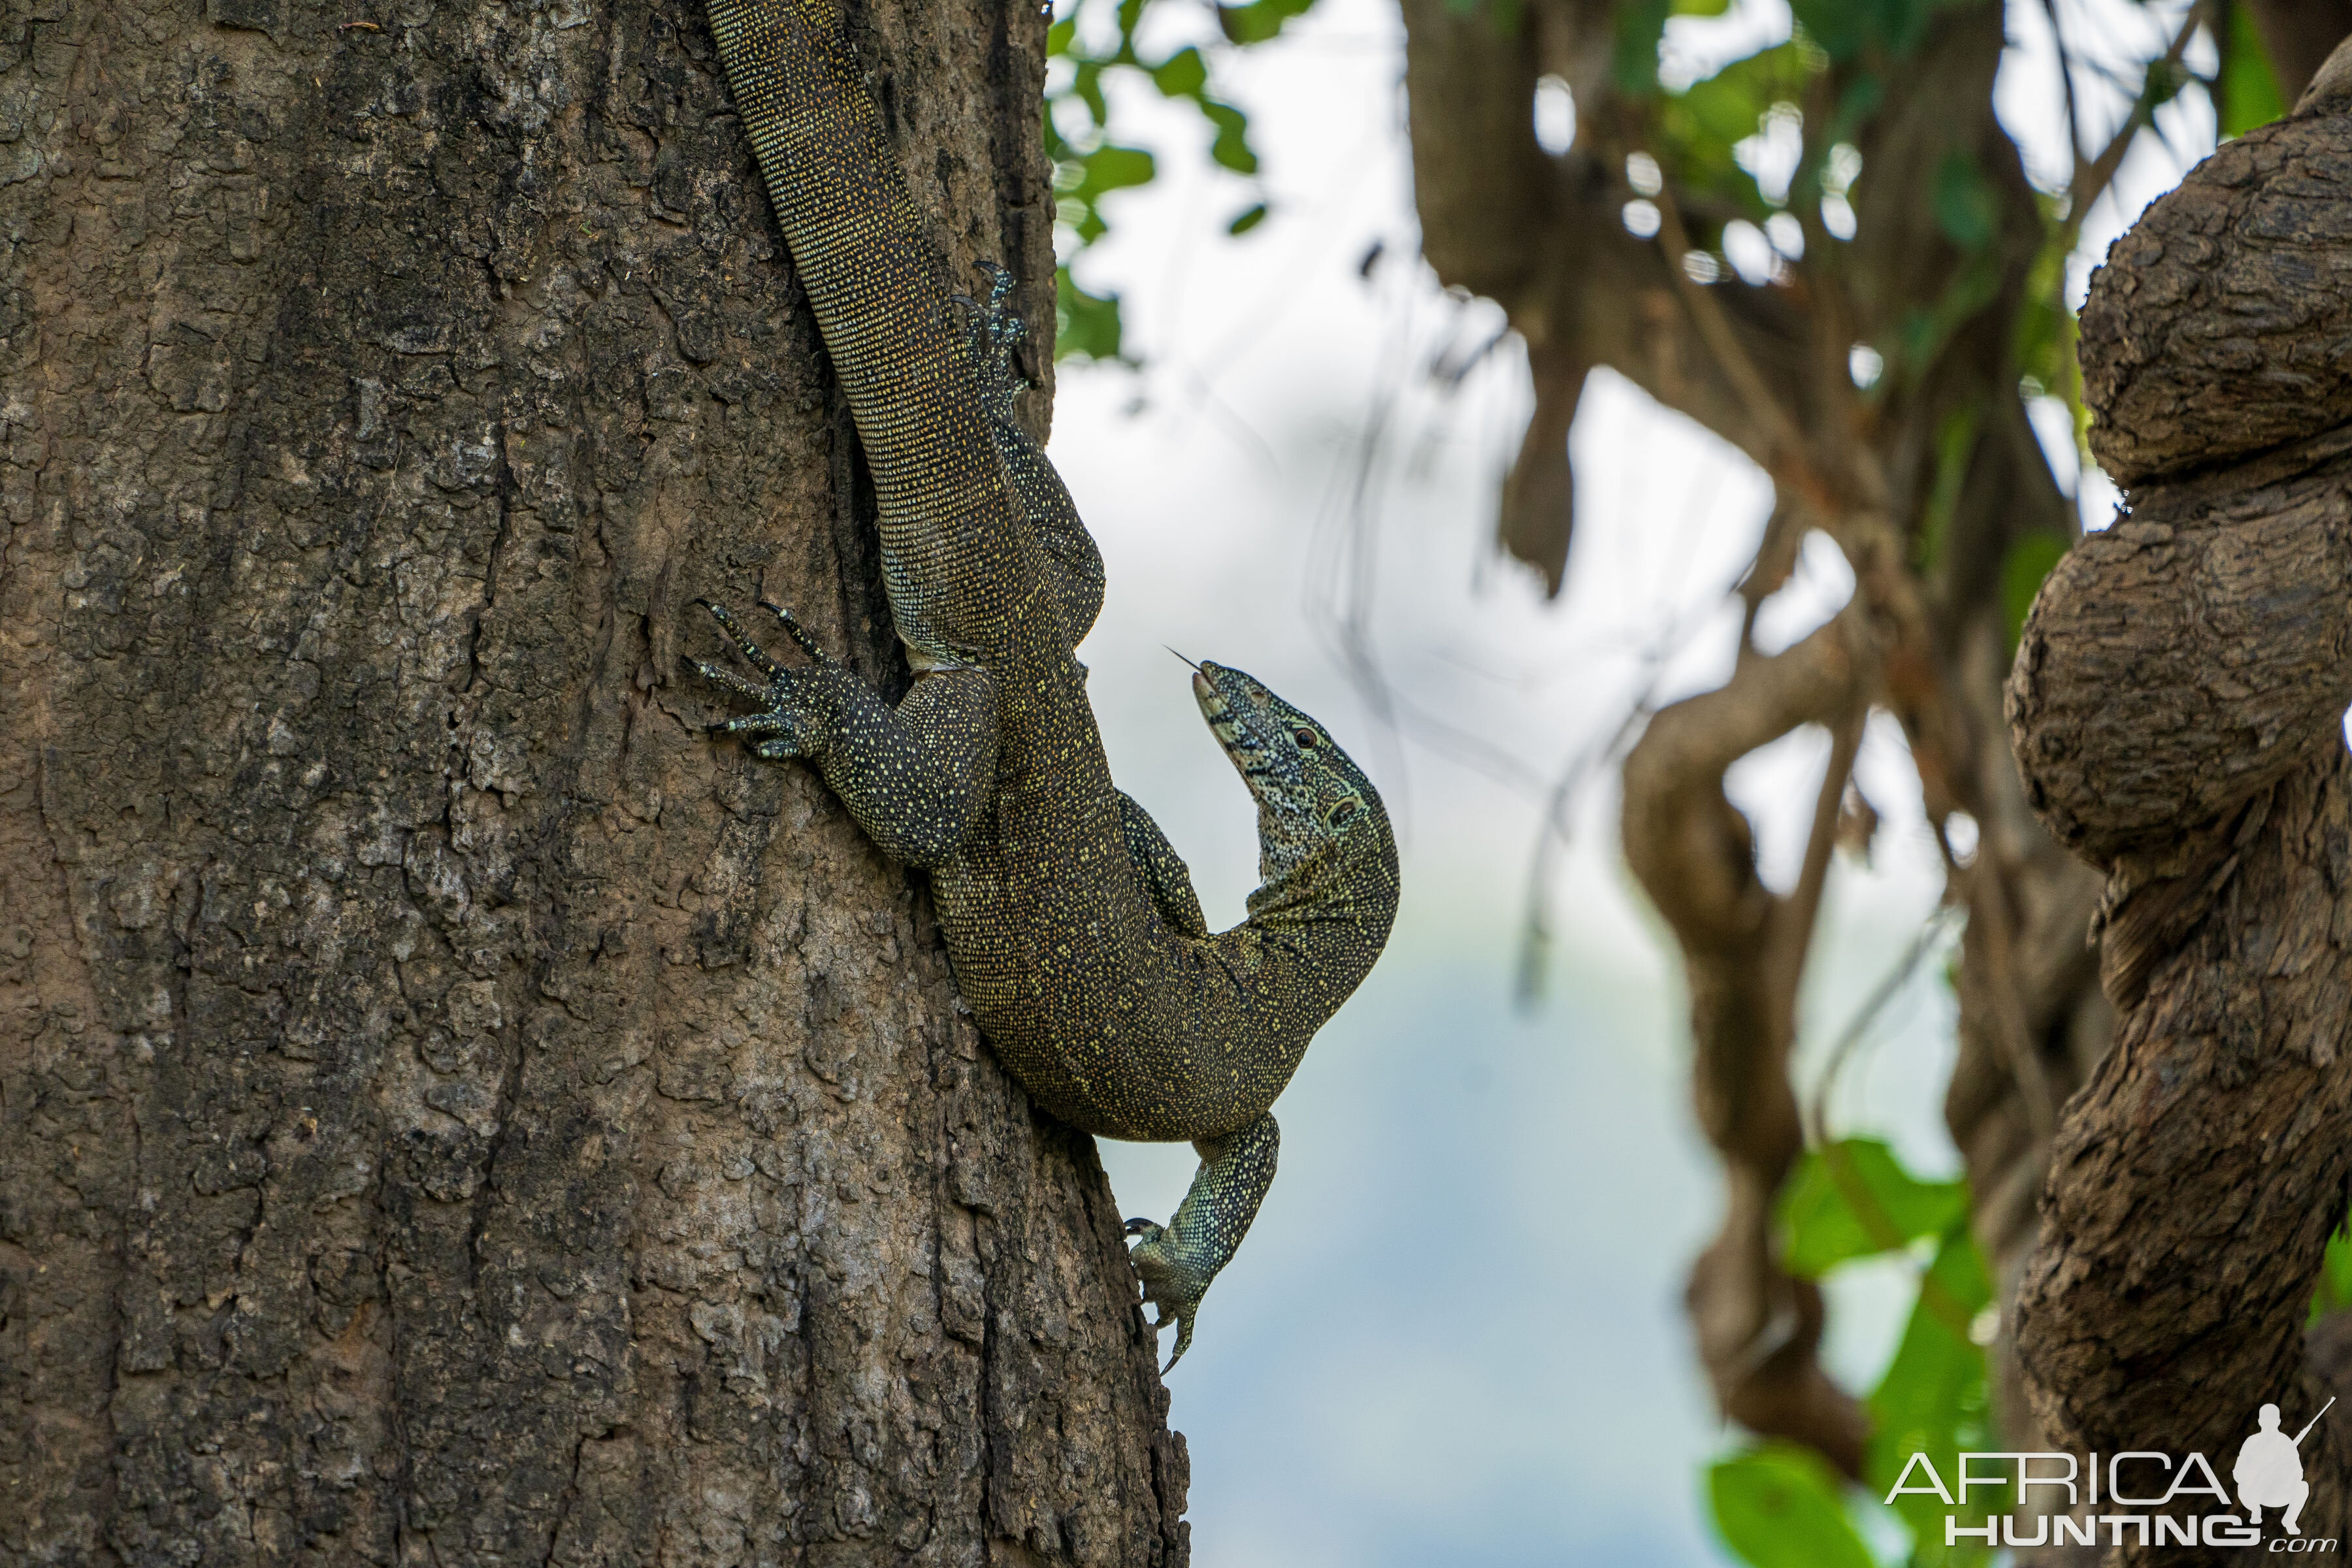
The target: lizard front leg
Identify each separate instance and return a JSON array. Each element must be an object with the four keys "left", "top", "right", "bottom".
[
  {"left": 696, "top": 601, "right": 997, "bottom": 868},
  {"left": 1126, "top": 1112, "right": 1279, "bottom": 1371}
]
